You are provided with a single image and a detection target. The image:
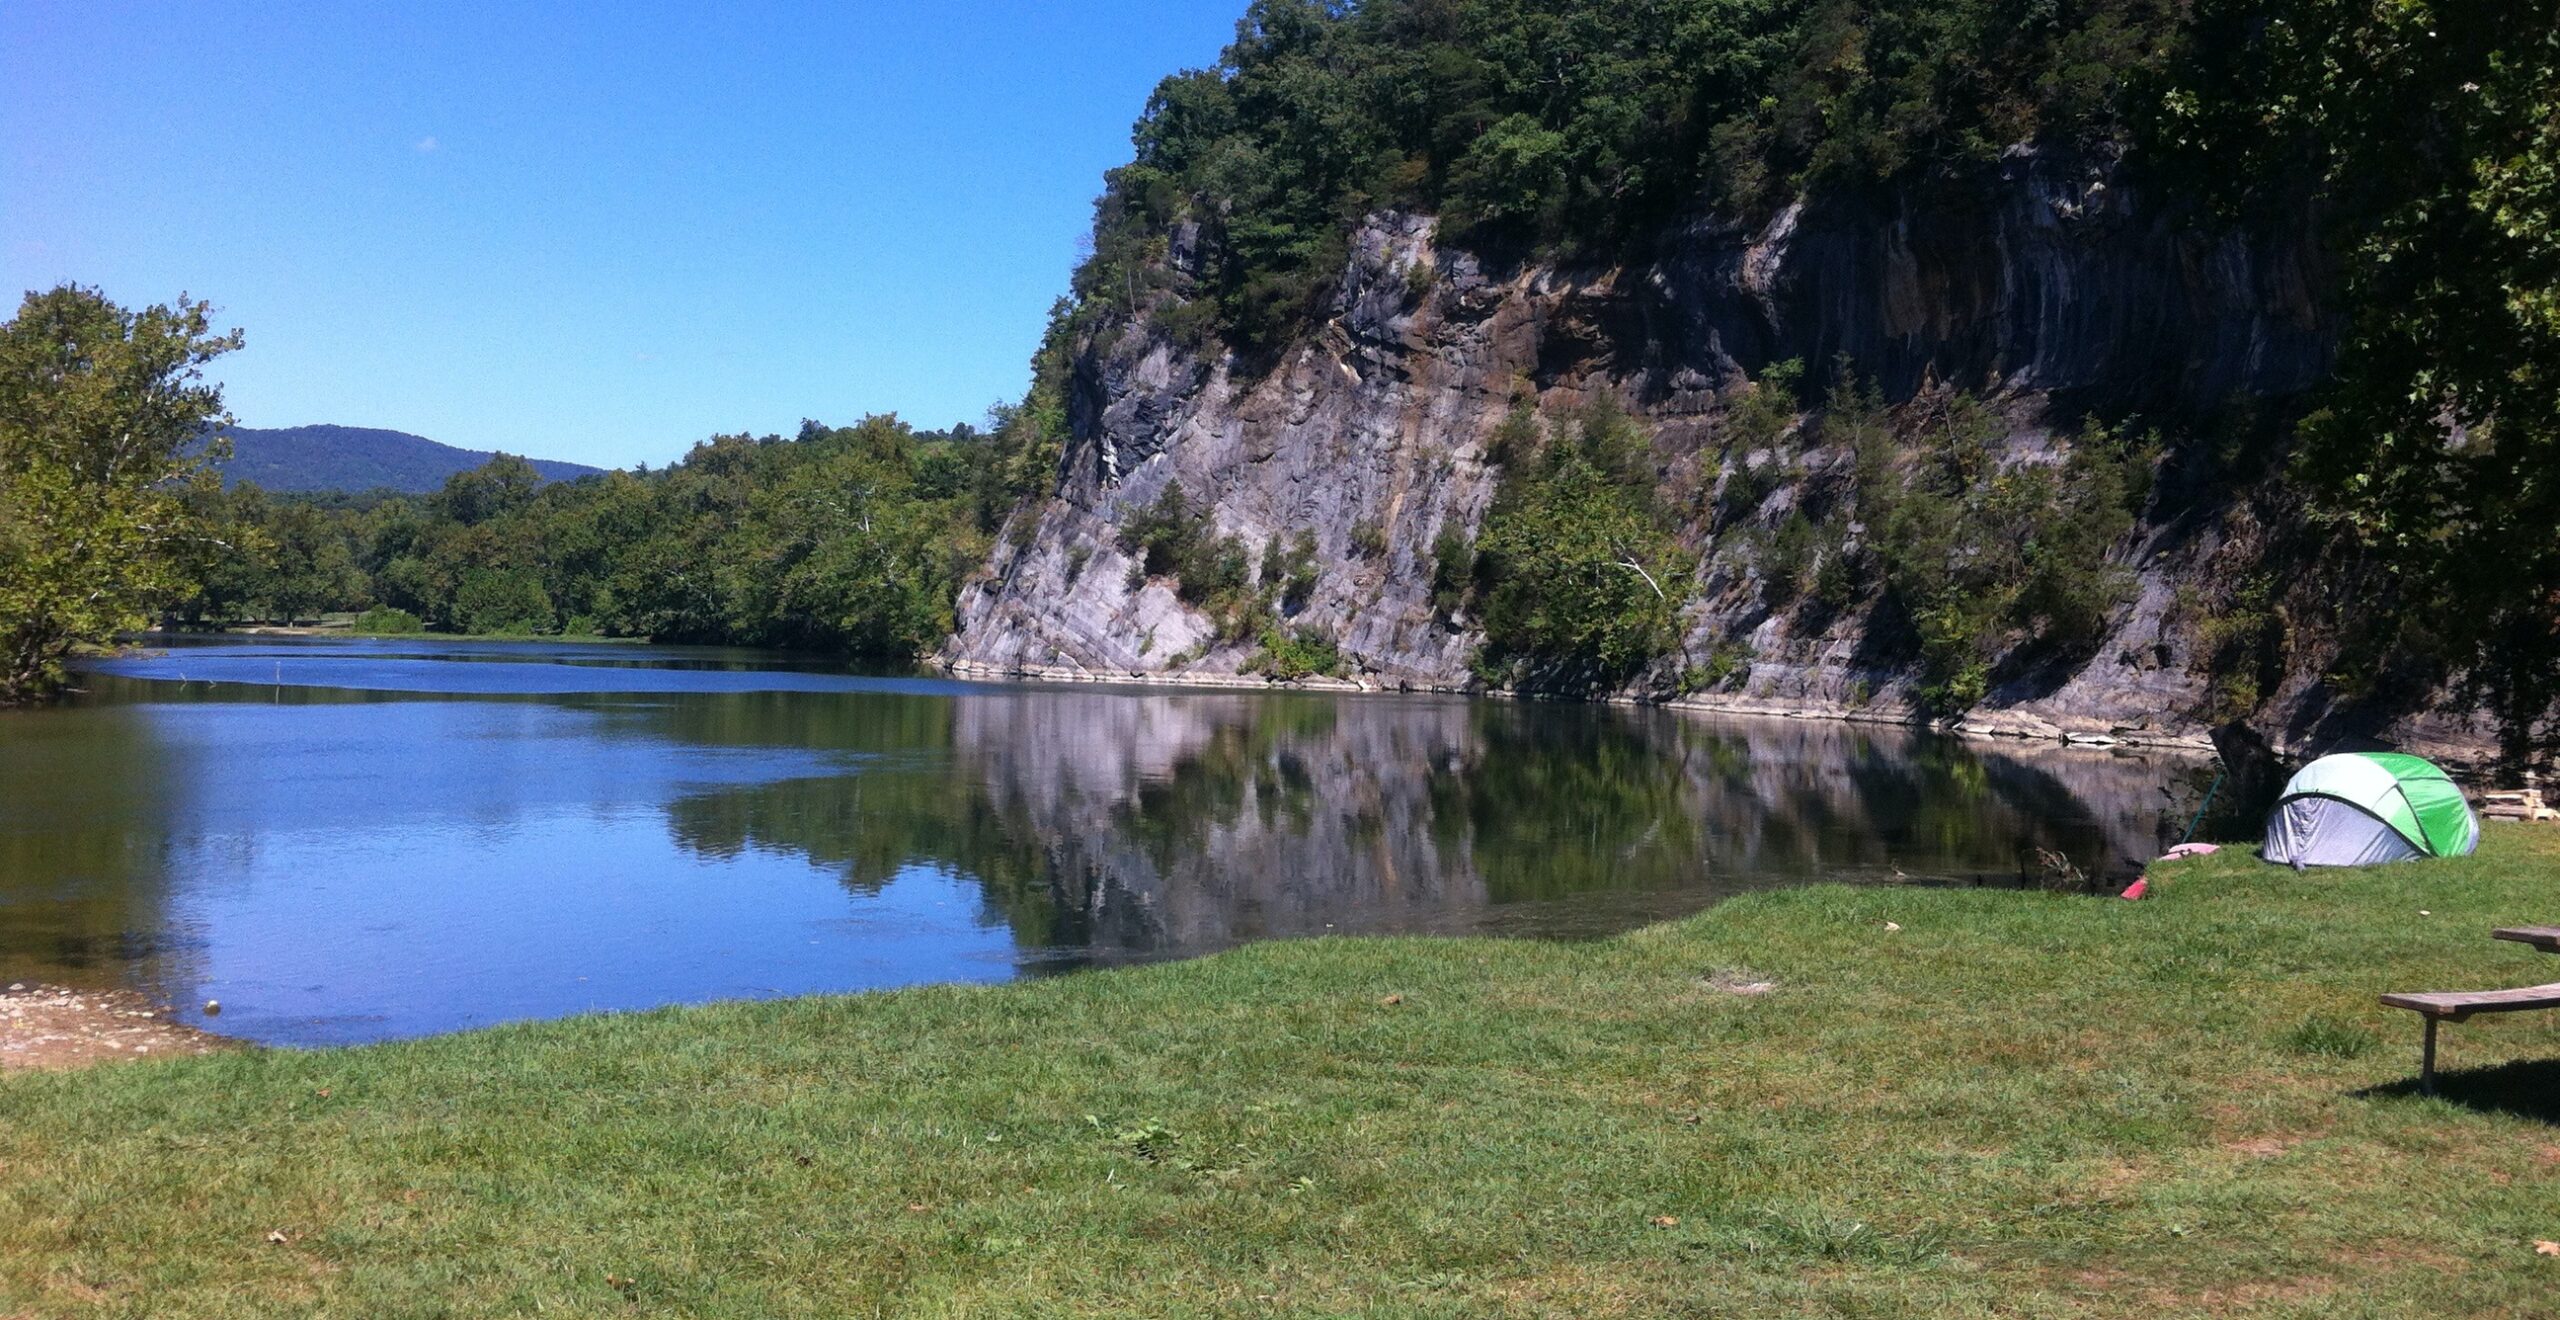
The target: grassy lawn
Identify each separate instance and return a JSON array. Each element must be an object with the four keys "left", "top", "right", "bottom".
[{"left": 7, "top": 830, "right": 2560, "bottom": 1316}]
